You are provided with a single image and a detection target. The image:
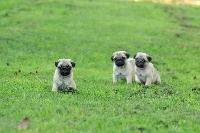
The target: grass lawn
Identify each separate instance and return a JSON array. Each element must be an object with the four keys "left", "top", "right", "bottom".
[{"left": 0, "top": 0, "right": 200, "bottom": 132}]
